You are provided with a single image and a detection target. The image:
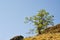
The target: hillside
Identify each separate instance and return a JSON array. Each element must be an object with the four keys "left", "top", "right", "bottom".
[
  {"left": 44, "top": 24, "right": 60, "bottom": 33},
  {"left": 24, "top": 33, "right": 60, "bottom": 40},
  {"left": 24, "top": 24, "right": 60, "bottom": 40}
]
